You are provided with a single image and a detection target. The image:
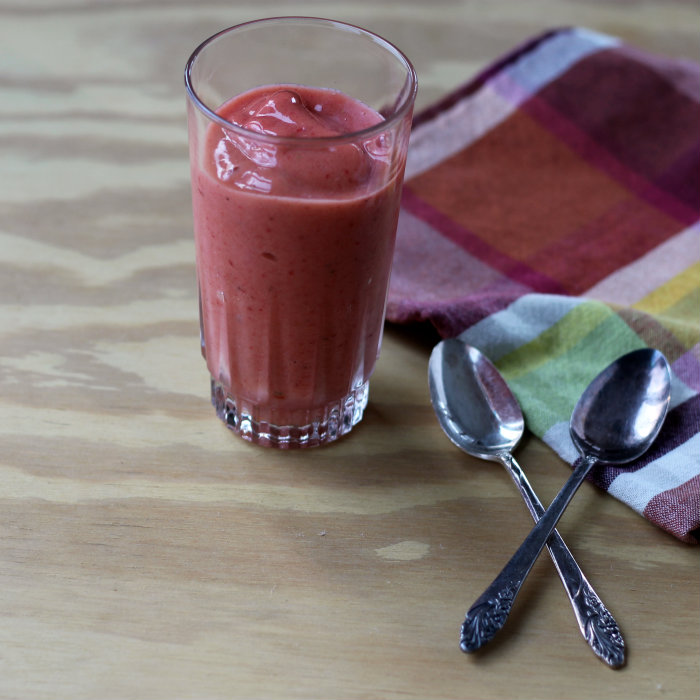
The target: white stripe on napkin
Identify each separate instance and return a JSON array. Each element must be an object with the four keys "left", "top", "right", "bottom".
[
  {"left": 607, "top": 433, "right": 700, "bottom": 514},
  {"left": 489, "top": 27, "right": 619, "bottom": 103},
  {"left": 405, "top": 88, "right": 514, "bottom": 178},
  {"left": 406, "top": 28, "right": 619, "bottom": 179},
  {"left": 541, "top": 420, "right": 579, "bottom": 463},
  {"left": 459, "top": 293, "right": 585, "bottom": 360},
  {"left": 583, "top": 221, "right": 700, "bottom": 305}
]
